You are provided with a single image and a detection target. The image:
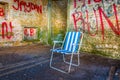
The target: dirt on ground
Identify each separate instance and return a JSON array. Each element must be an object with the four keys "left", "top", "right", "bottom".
[
  {"left": 0, "top": 43, "right": 119, "bottom": 67},
  {"left": 0, "top": 43, "right": 120, "bottom": 80},
  {"left": 0, "top": 43, "right": 51, "bottom": 66}
]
